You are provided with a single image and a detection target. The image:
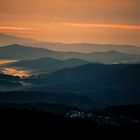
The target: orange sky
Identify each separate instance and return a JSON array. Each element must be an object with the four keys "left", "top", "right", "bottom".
[{"left": 0, "top": 0, "right": 140, "bottom": 45}]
